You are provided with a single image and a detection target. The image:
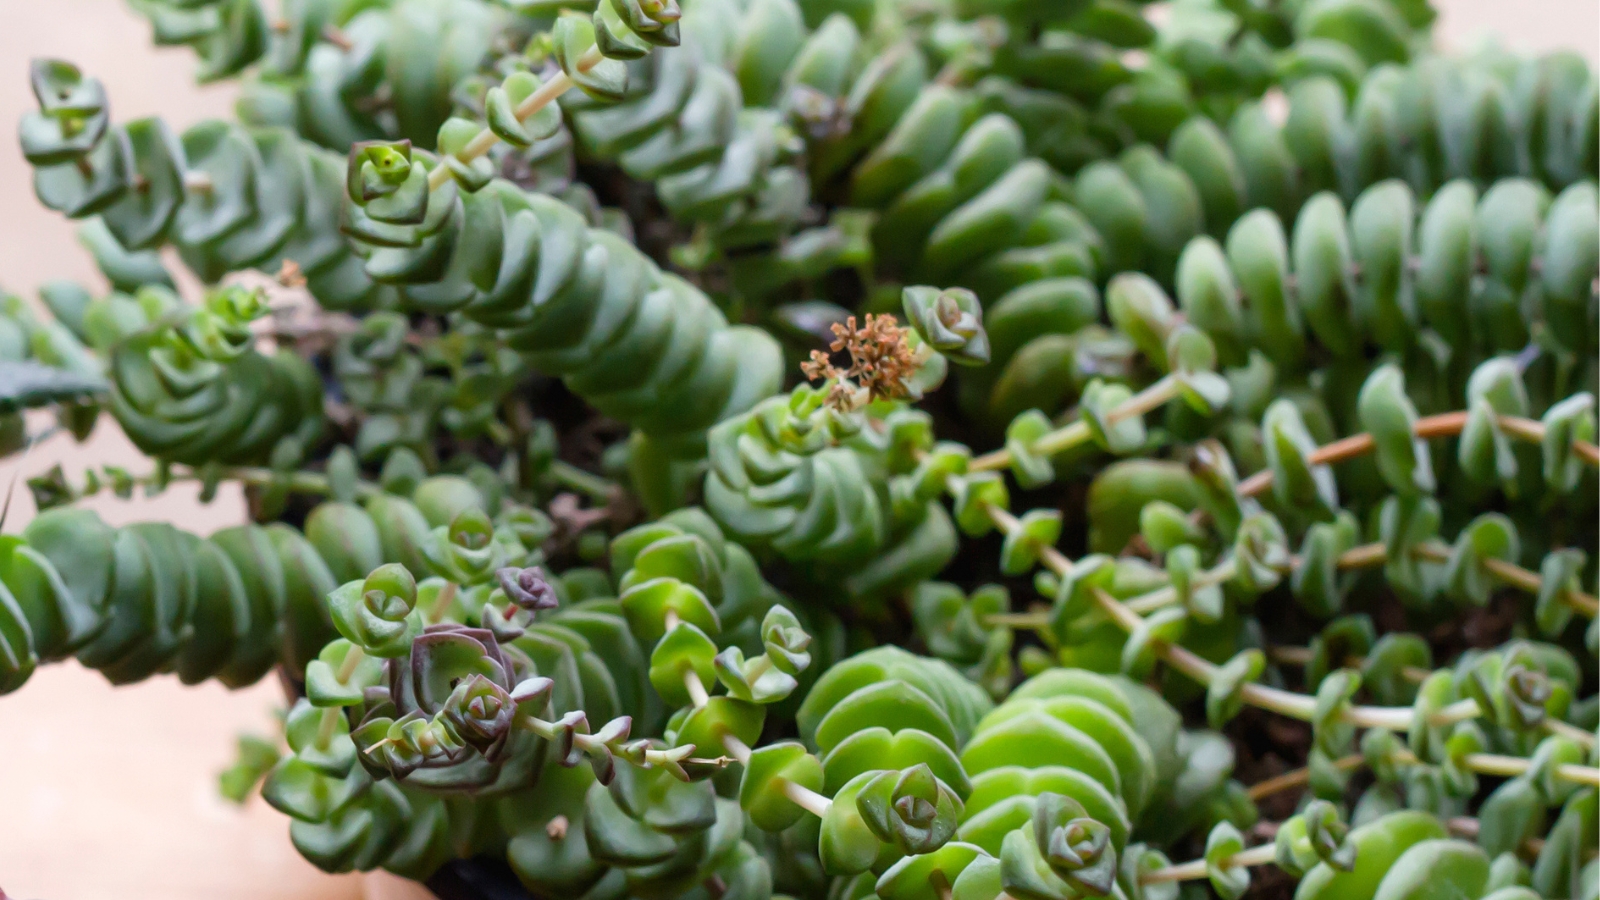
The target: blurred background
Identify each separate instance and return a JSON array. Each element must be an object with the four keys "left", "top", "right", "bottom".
[{"left": 0, "top": 2, "right": 1594, "bottom": 899}]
